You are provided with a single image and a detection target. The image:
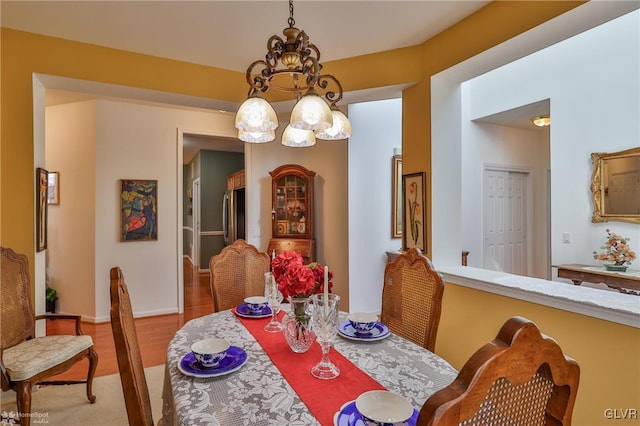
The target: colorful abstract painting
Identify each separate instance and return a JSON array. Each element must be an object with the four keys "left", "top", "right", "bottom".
[{"left": 120, "top": 179, "right": 157, "bottom": 241}]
